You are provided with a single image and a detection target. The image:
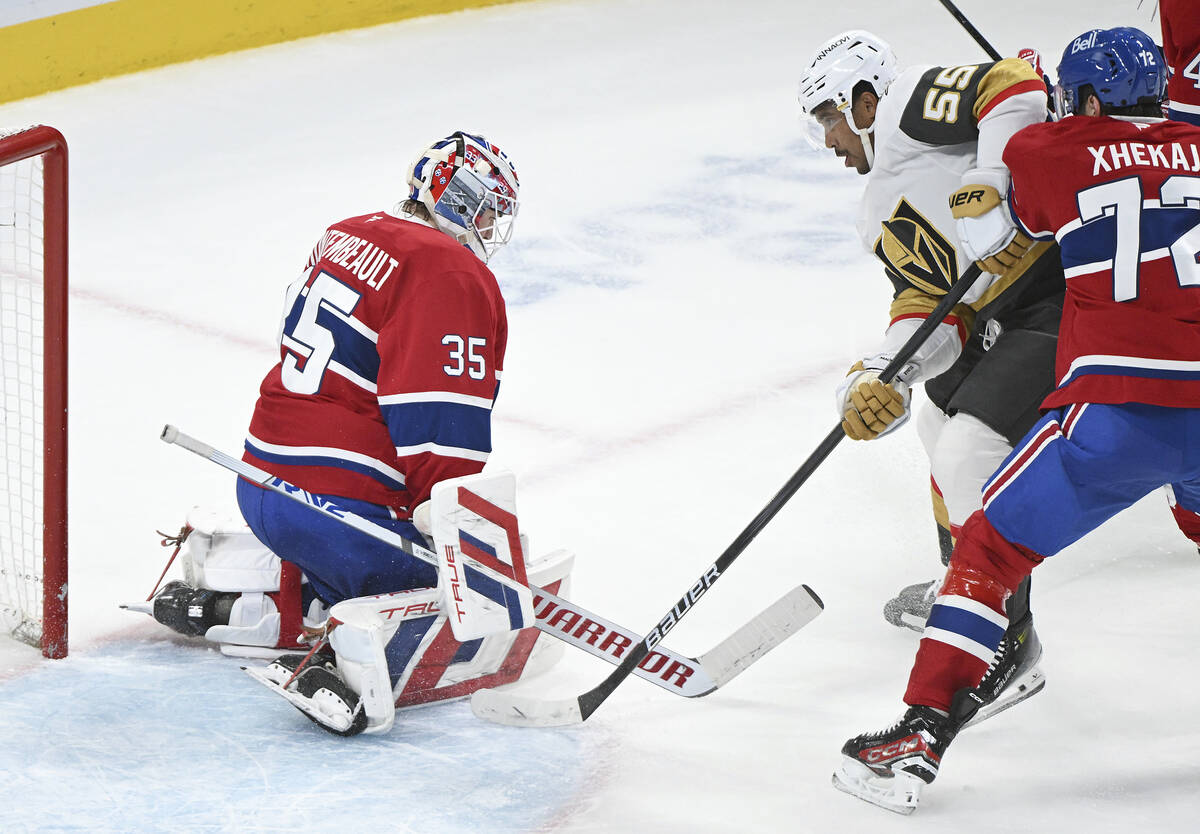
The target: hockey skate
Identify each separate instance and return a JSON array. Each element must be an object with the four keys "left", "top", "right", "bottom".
[
  {"left": 882, "top": 578, "right": 939, "bottom": 632},
  {"left": 832, "top": 704, "right": 962, "bottom": 815},
  {"left": 958, "top": 612, "right": 1045, "bottom": 728},
  {"left": 246, "top": 653, "right": 368, "bottom": 737}
]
